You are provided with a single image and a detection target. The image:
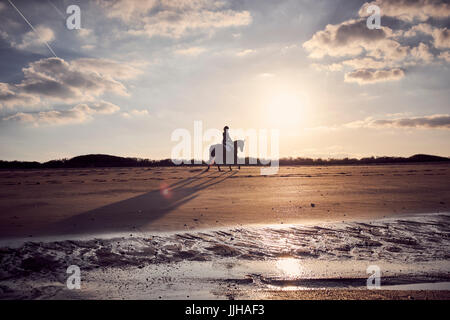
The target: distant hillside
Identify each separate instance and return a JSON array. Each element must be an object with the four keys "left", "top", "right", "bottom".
[
  {"left": 278, "top": 154, "right": 450, "bottom": 166},
  {"left": 0, "top": 153, "right": 449, "bottom": 169},
  {"left": 44, "top": 154, "right": 164, "bottom": 168}
]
